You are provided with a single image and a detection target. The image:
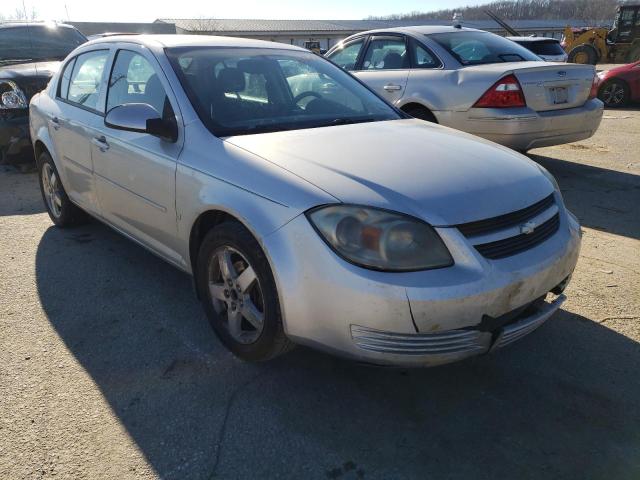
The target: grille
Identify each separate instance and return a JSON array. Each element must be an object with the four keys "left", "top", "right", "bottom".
[
  {"left": 474, "top": 213, "right": 560, "bottom": 259},
  {"left": 456, "top": 194, "right": 555, "bottom": 237}
]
